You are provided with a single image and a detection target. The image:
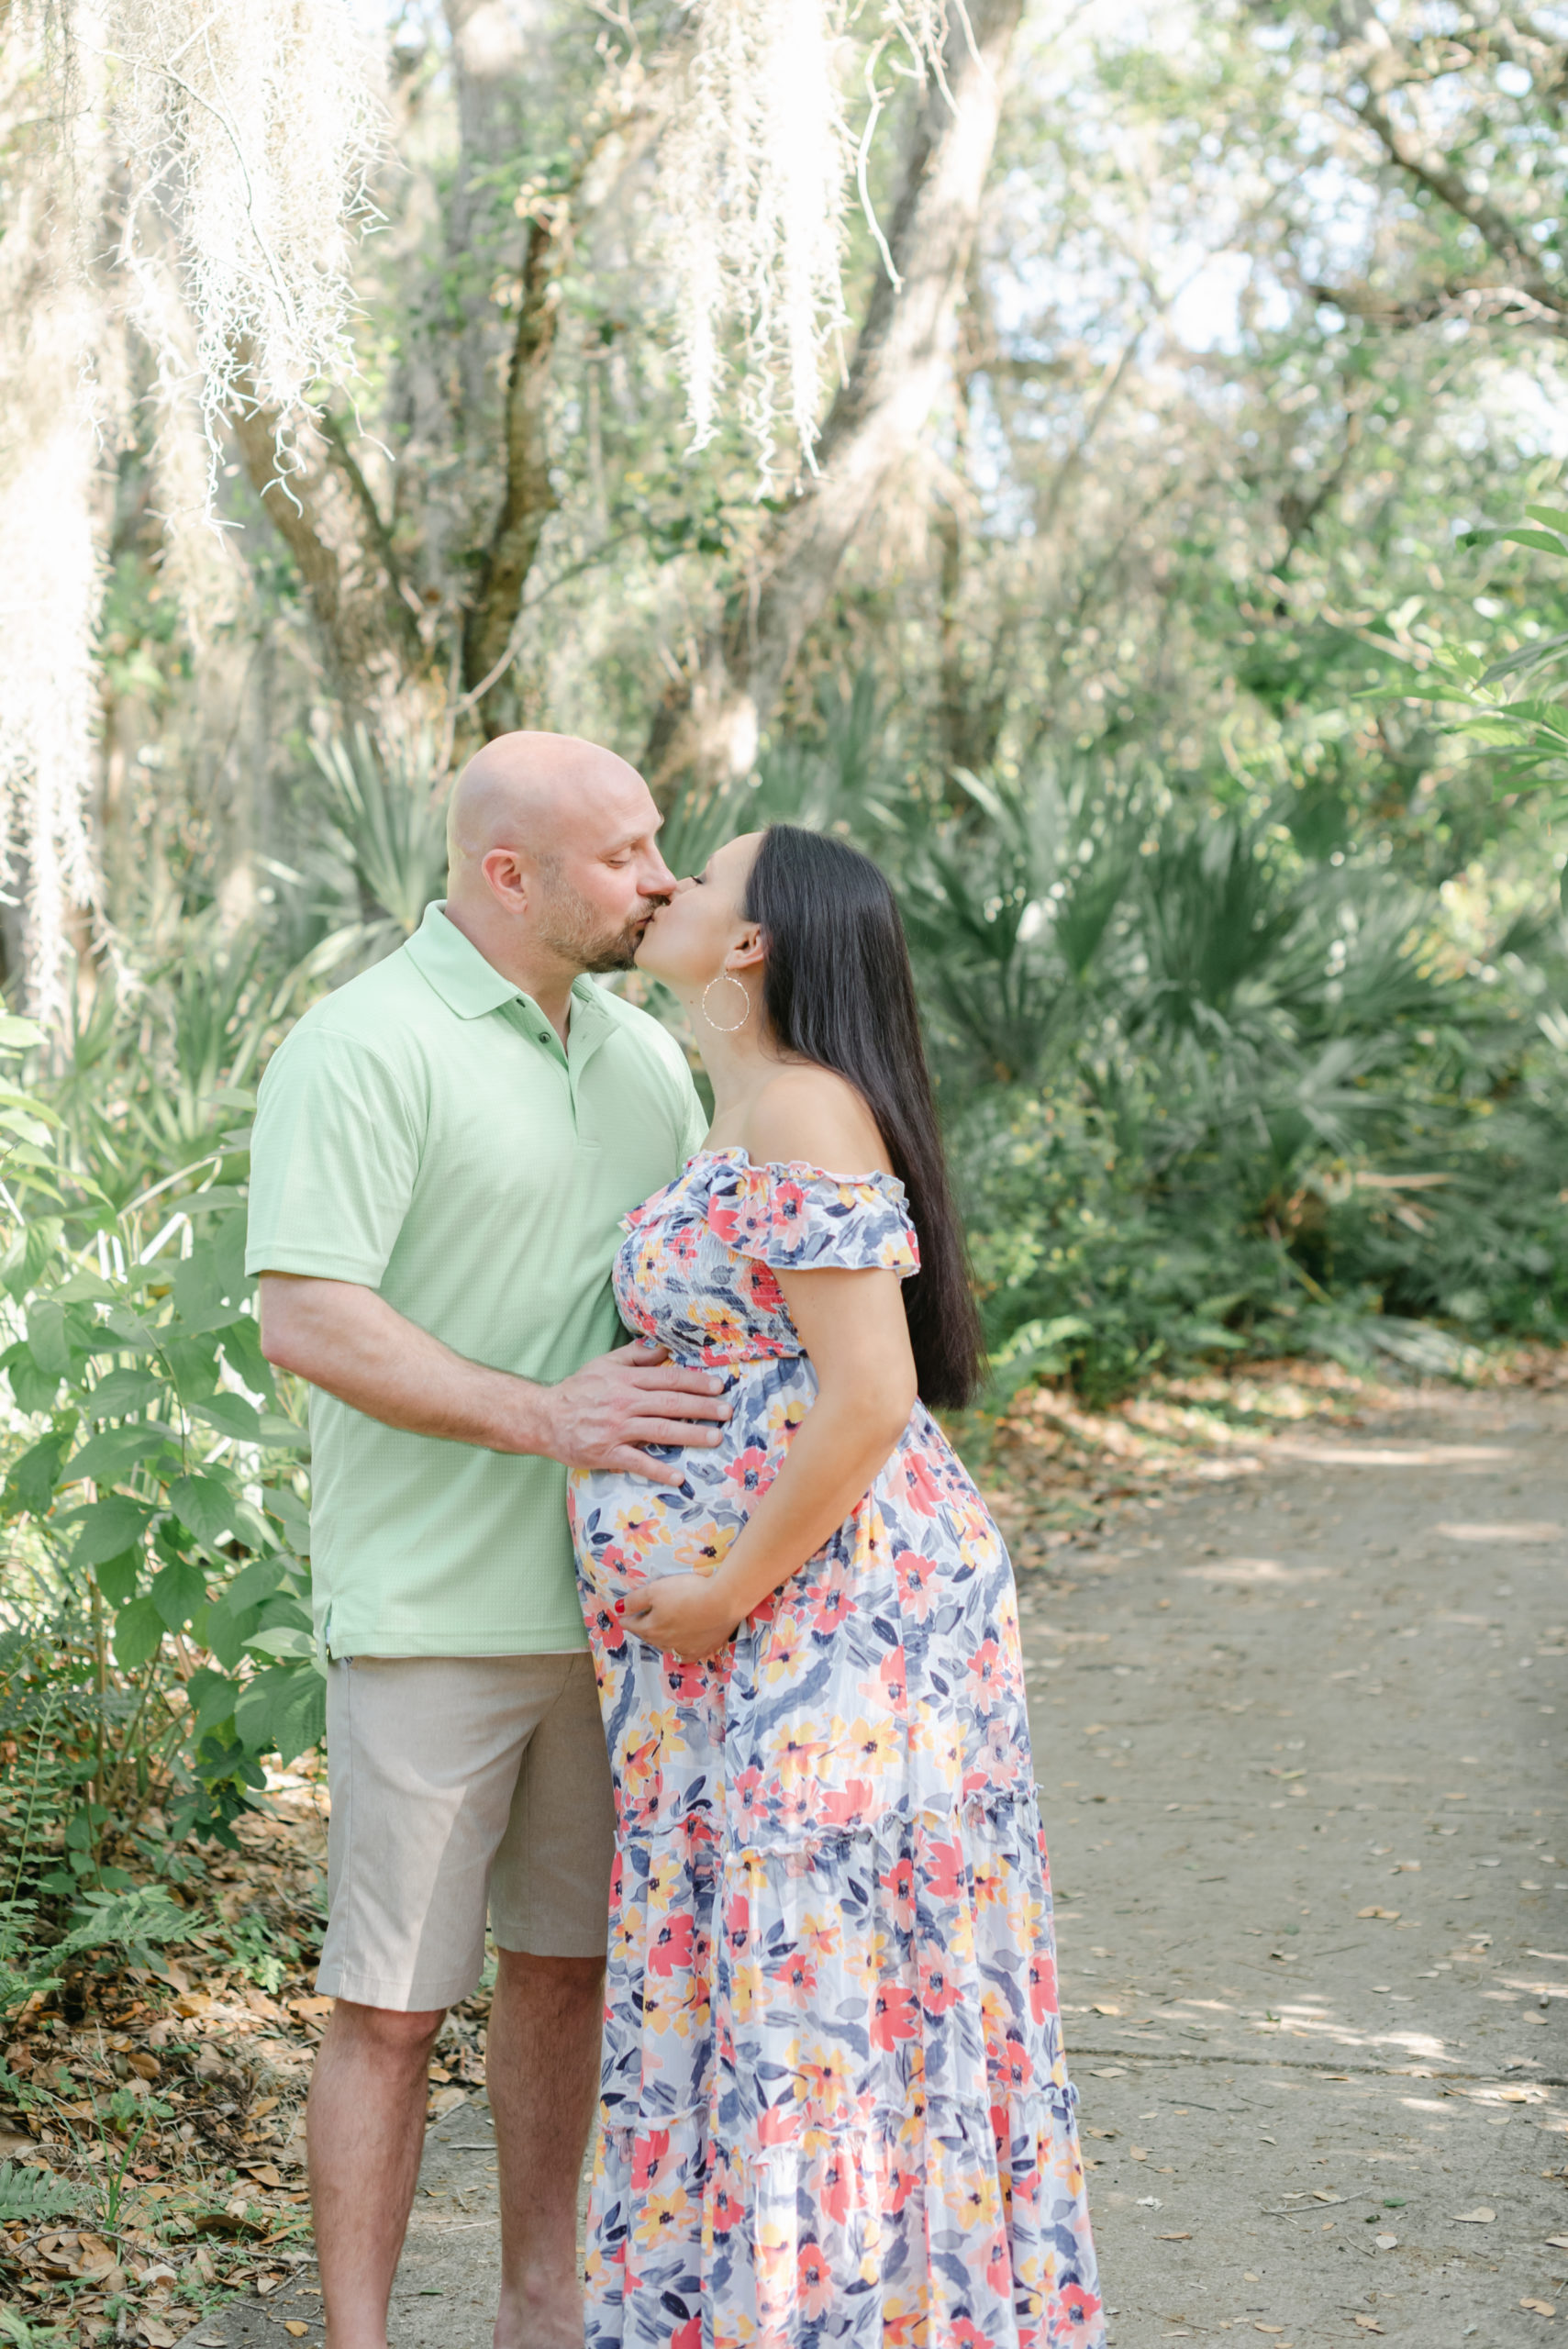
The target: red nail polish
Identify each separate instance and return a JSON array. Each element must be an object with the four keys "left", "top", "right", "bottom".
[{"left": 614, "top": 1599, "right": 625, "bottom": 1614}]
